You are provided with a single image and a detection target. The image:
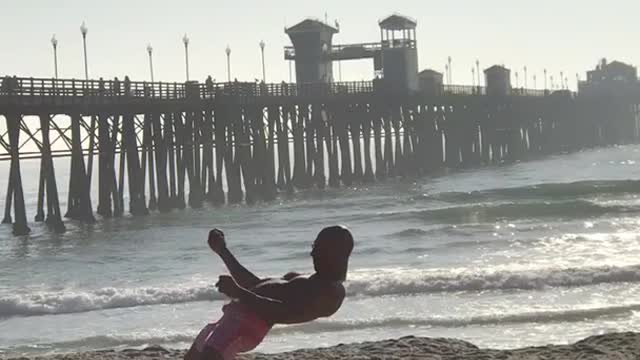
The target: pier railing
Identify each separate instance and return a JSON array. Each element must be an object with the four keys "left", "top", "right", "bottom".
[{"left": 1, "top": 75, "right": 559, "bottom": 102}]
